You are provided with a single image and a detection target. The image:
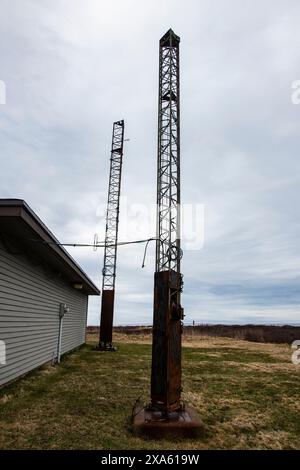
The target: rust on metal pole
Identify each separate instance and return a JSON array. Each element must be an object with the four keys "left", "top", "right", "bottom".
[
  {"left": 99, "top": 290, "right": 115, "bottom": 346},
  {"left": 151, "top": 271, "right": 183, "bottom": 411}
]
